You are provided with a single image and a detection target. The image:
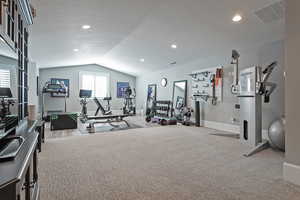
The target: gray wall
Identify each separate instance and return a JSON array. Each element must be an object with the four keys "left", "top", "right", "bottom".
[
  {"left": 136, "top": 40, "right": 285, "bottom": 129},
  {"left": 39, "top": 64, "right": 136, "bottom": 113},
  {"left": 285, "top": 0, "right": 300, "bottom": 166}
]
